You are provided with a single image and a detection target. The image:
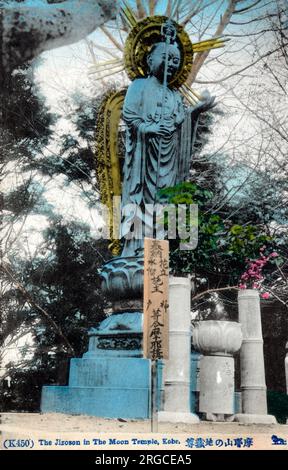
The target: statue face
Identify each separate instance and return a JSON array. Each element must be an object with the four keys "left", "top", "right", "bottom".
[{"left": 147, "top": 43, "right": 181, "bottom": 82}]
